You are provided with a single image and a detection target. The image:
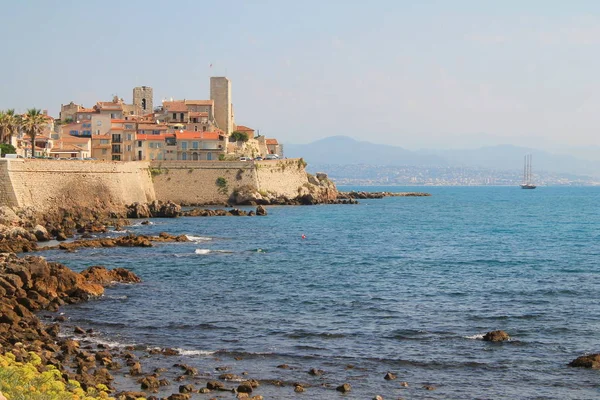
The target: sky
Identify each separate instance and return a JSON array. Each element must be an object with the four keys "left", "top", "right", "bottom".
[{"left": 2, "top": 0, "right": 600, "bottom": 151}]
